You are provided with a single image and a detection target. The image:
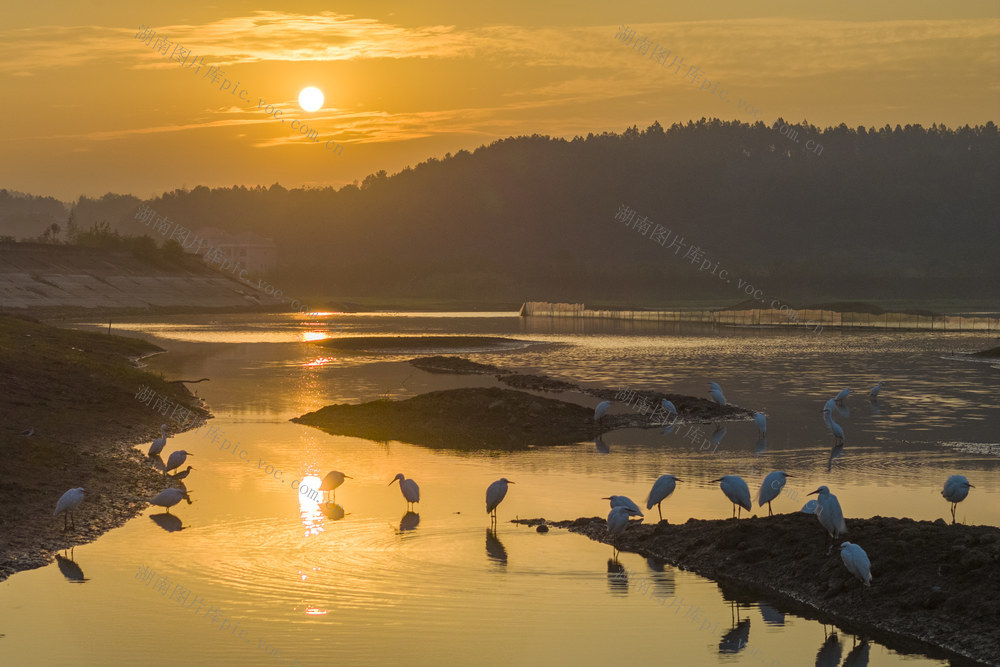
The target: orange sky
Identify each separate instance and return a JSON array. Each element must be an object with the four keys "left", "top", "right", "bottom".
[{"left": 1, "top": 0, "right": 997, "bottom": 200}]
